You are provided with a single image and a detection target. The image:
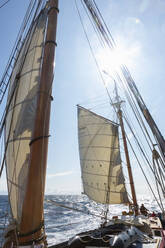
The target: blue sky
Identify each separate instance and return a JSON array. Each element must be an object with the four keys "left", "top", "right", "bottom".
[{"left": 0, "top": 0, "right": 165, "bottom": 197}]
